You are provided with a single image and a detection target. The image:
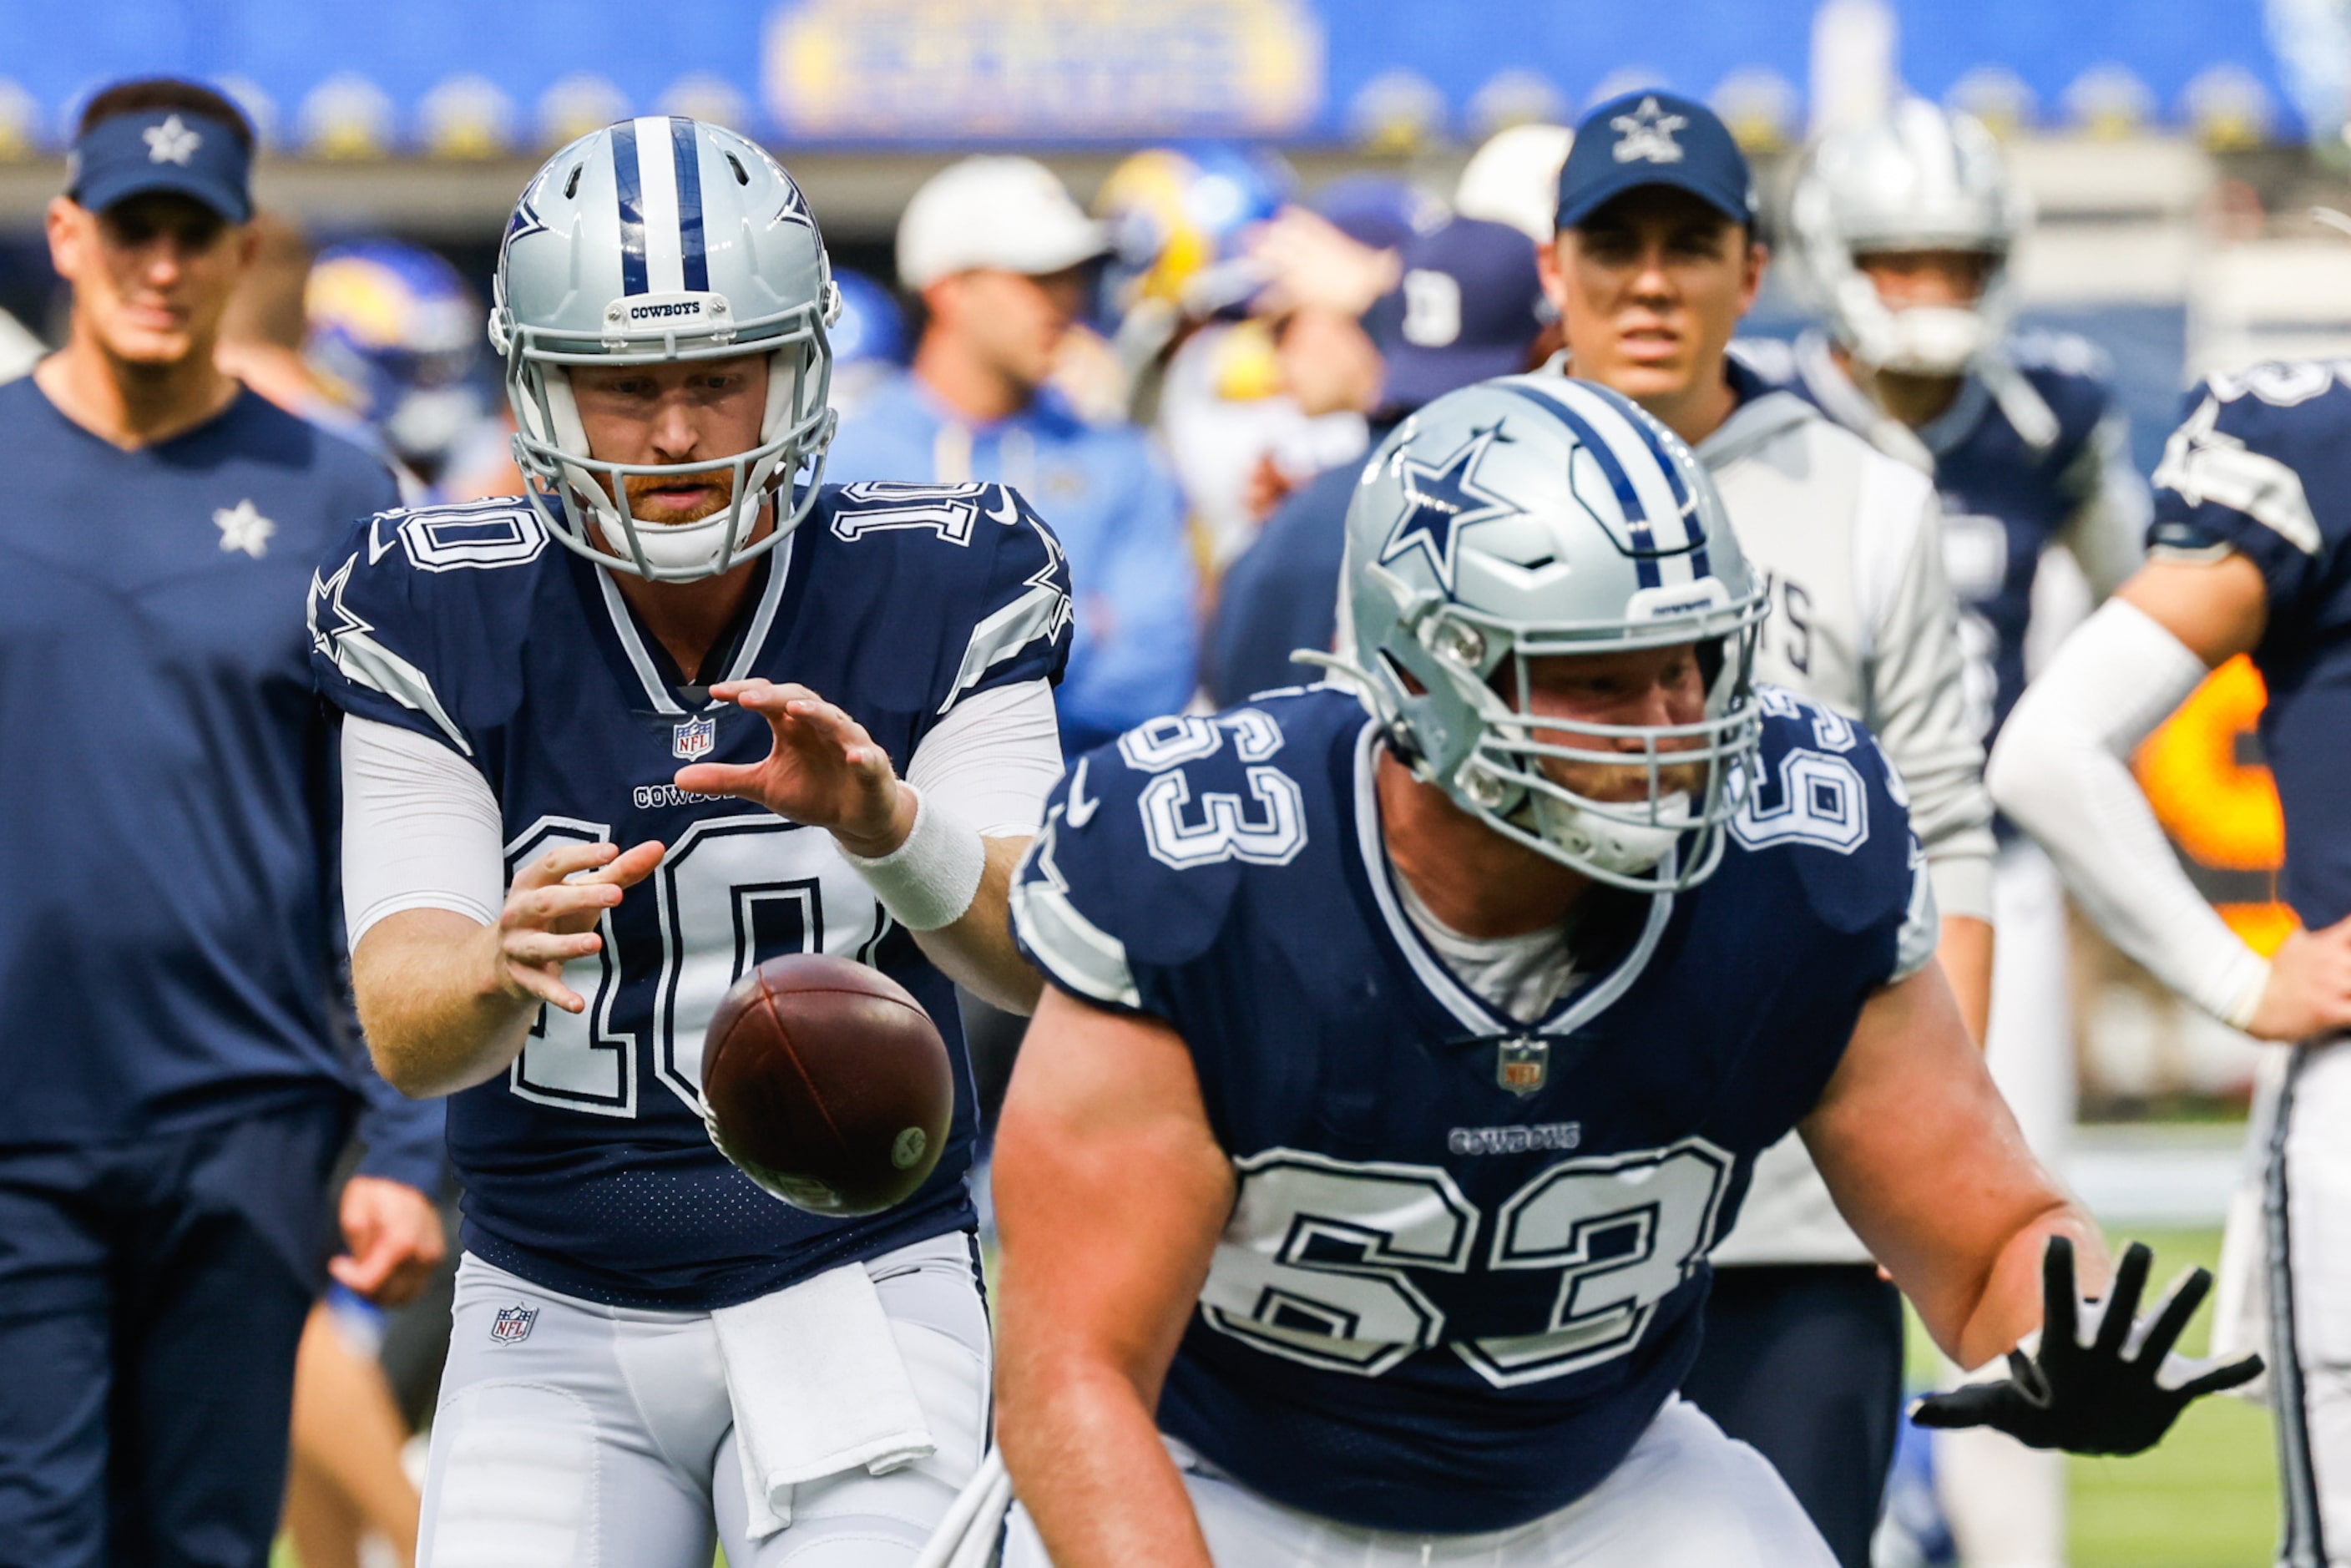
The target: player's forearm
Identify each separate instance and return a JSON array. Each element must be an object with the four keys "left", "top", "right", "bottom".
[
  {"left": 997, "top": 1353, "right": 1215, "bottom": 1568},
  {"left": 1988, "top": 599, "right": 2268, "bottom": 1026},
  {"left": 1937, "top": 913, "right": 1994, "bottom": 1048},
  {"left": 1948, "top": 1203, "right": 2107, "bottom": 1369},
  {"left": 352, "top": 911, "right": 540, "bottom": 1097},
  {"left": 906, "top": 837, "right": 1045, "bottom": 1014}
]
